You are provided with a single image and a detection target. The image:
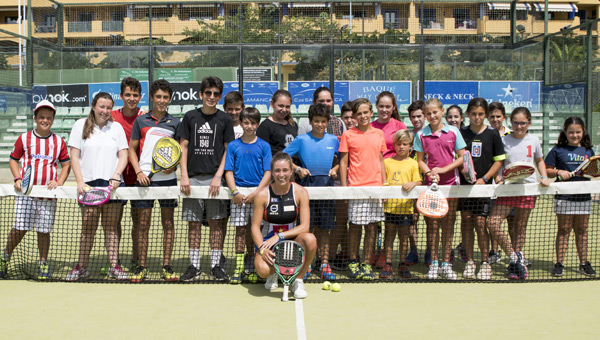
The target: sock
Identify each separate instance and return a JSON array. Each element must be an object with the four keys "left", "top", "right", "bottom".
[
  {"left": 431, "top": 260, "right": 439, "bottom": 267},
  {"left": 236, "top": 253, "right": 244, "bottom": 270},
  {"left": 189, "top": 249, "right": 201, "bottom": 269},
  {"left": 441, "top": 261, "right": 449, "bottom": 268},
  {"left": 211, "top": 250, "right": 222, "bottom": 268}
]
